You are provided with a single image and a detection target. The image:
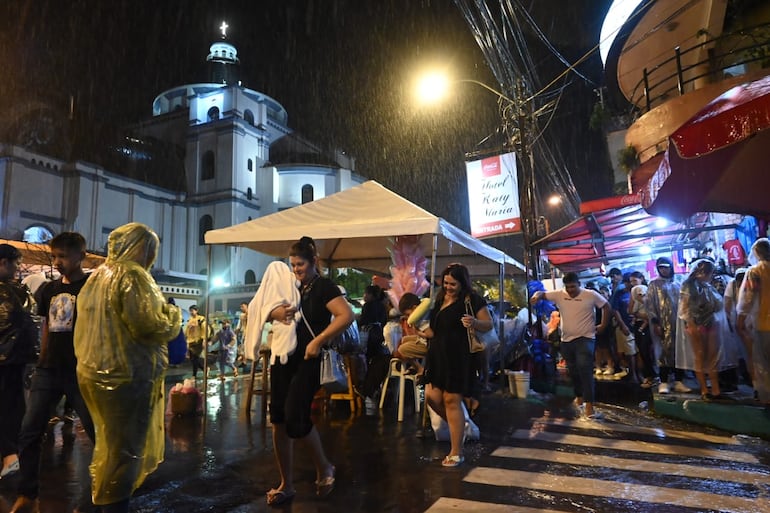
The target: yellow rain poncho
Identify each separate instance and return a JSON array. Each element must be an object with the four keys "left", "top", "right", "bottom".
[{"left": 74, "top": 223, "right": 181, "bottom": 505}]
